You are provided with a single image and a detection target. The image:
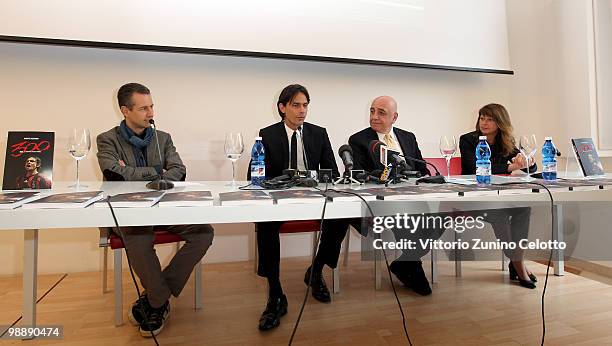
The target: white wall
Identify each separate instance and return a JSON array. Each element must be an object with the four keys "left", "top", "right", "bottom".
[{"left": 0, "top": 0, "right": 607, "bottom": 275}]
